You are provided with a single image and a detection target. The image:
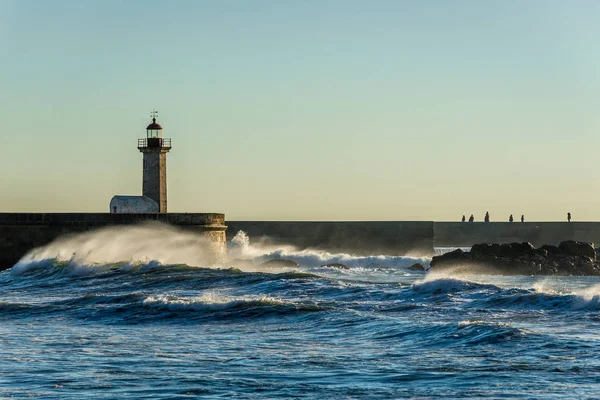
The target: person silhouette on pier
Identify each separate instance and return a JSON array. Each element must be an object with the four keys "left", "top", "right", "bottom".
[
  {"left": 462, "top": 215, "right": 466, "bottom": 222},
  {"left": 469, "top": 214, "right": 474, "bottom": 222},
  {"left": 509, "top": 214, "right": 514, "bottom": 223},
  {"left": 568, "top": 212, "right": 572, "bottom": 222},
  {"left": 521, "top": 215, "right": 524, "bottom": 223},
  {"left": 484, "top": 212, "right": 490, "bottom": 222}
]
